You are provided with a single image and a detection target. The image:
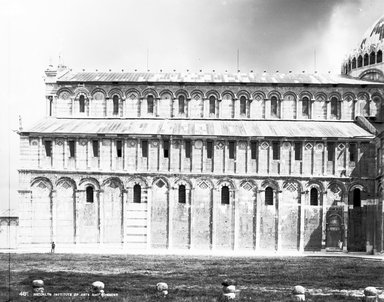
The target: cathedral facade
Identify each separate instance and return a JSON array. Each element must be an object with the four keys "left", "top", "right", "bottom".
[{"left": 17, "top": 16, "right": 384, "bottom": 253}]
